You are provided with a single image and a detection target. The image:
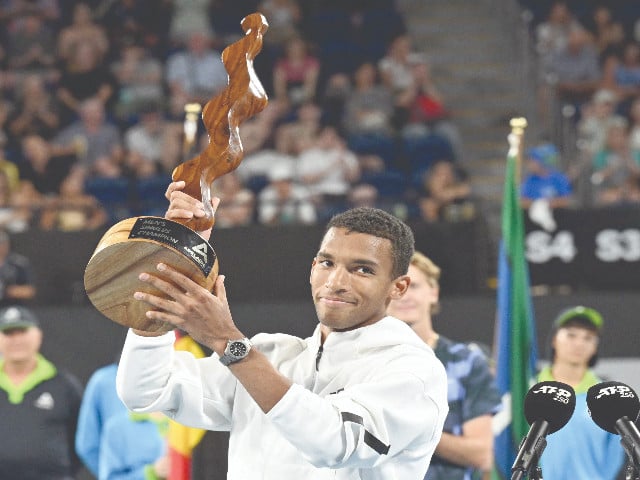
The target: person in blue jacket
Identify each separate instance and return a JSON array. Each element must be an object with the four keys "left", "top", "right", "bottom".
[
  {"left": 99, "top": 410, "right": 169, "bottom": 480},
  {"left": 537, "top": 306, "right": 625, "bottom": 480},
  {"left": 75, "top": 362, "right": 128, "bottom": 477}
]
